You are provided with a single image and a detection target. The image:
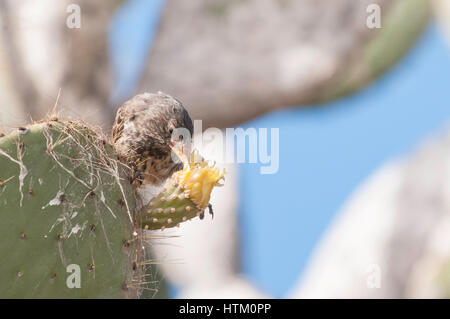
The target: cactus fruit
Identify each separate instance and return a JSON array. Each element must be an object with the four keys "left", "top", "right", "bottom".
[
  {"left": 140, "top": 152, "right": 225, "bottom": 230},
  {"left": 0, "top": 120, "right": 224, "bottom": 298}
]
